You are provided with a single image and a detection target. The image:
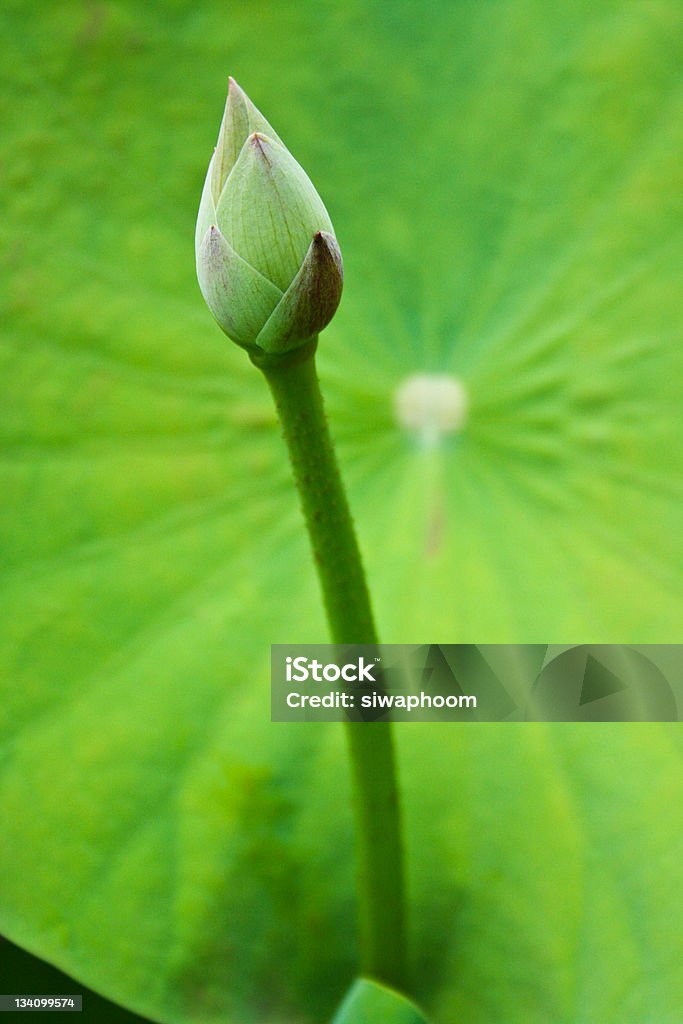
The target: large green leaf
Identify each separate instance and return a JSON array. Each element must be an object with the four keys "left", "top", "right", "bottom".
[{"left": 1, "top": 2, "right": 682, "bottom": 1023}]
